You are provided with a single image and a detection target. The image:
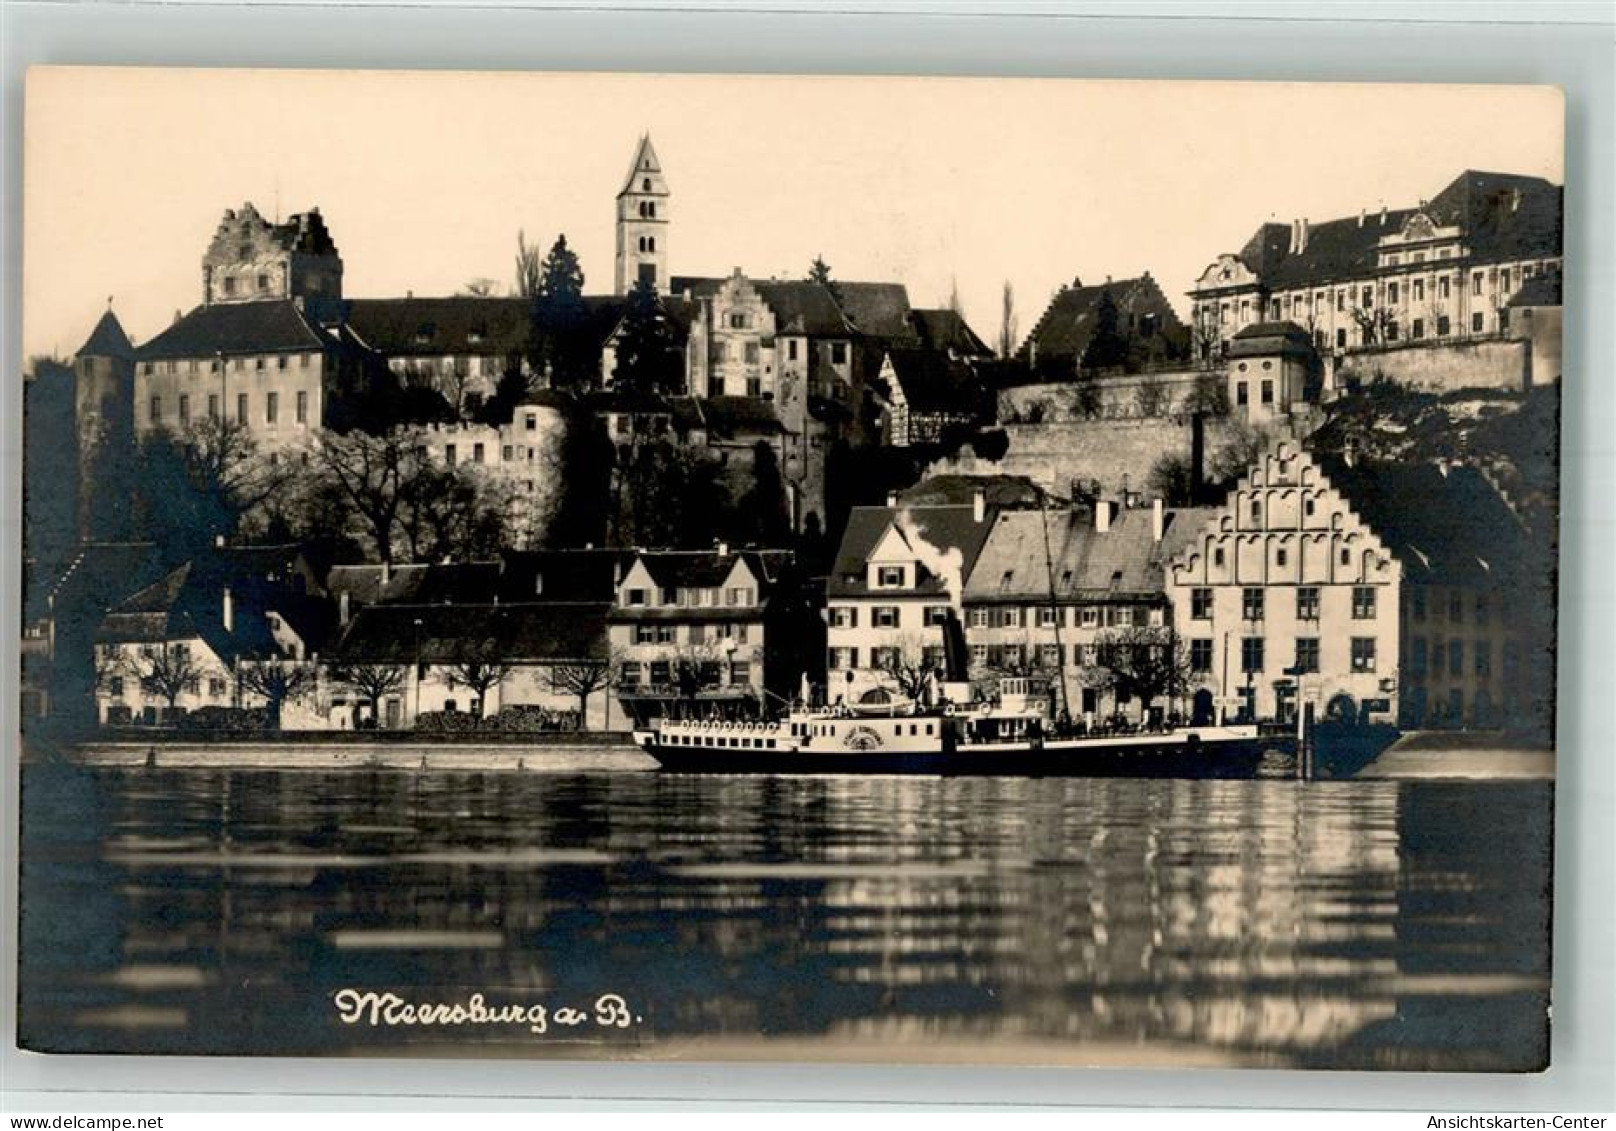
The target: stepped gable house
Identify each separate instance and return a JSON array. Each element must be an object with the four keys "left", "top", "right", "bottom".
[
  {"left": 133, "top": 204, "right": 381, "bottom": 449},
  {"left": 1188, "top": 170, "right": 1563, "bottom": 362}
]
